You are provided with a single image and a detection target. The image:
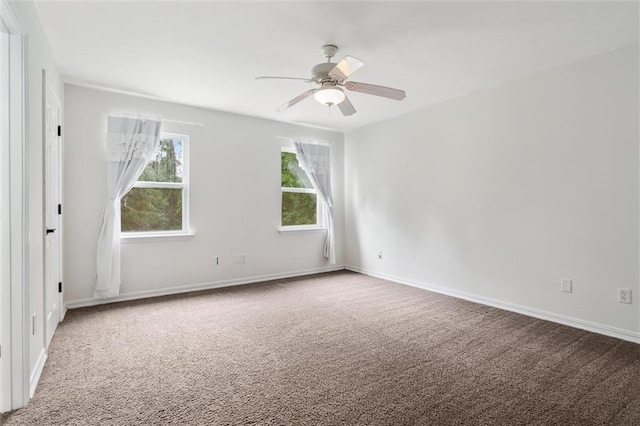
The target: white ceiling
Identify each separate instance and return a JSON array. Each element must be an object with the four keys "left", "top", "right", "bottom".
[{"left": 35, "top": 1, "right": 639, "bottom": 132}]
